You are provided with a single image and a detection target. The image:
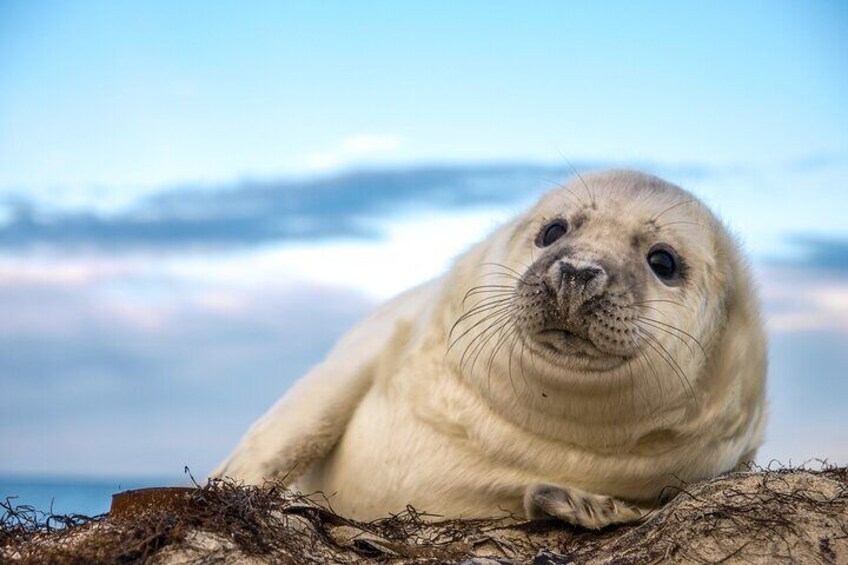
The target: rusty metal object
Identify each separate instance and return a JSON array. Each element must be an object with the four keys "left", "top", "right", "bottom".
[{"left": 110, "top": 487, "right": 201, "bottom": 519}]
